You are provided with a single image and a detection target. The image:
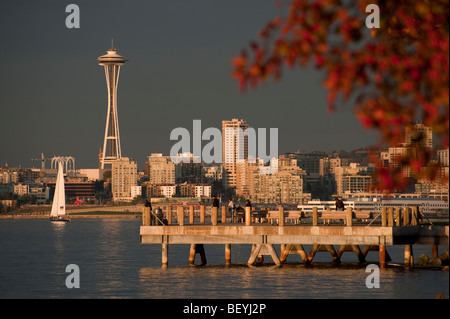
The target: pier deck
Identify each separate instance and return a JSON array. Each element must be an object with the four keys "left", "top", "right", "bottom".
[
  {"left": 139, "top": 205, "right": 449, "bottom": 268},
  {"left": 141, "top": 224, "right": 448, "bottom": 246},
  {"left": 141, "top": 225, "right": 396, "bottom": 245}
]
